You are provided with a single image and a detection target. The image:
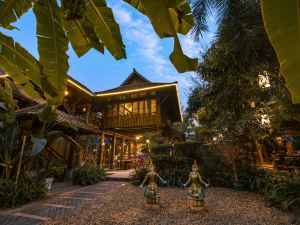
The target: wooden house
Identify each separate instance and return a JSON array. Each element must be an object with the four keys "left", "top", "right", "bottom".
[{"left": 0, "top": 69, "right": 183, "bottom": 169}]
